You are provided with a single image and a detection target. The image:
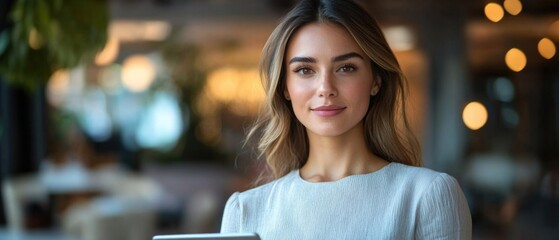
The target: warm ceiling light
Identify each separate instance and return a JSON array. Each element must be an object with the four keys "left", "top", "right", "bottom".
[
  {"left": 538, "top": 38, "right": 556, "bottom": 59},
  {"left": 484, "top": 3, "right": 505, "bottom": 23},
  {"left": 463, "top": 101, "right": 488, "bottom": 131},
  {"left": 110, "top": 20, "right": 171, "bottom": 42},
  {"left": 505, "top": 48, "right": 527, "bottom": 72},
  {"left": 121, "top": 55, "right": 156, "bottom": 92},
  {"left": 503, "top": 0, "right": 522, "bottom": 16},
  {"left": 382, "top": 25, "right": 415, "bottom": 52},
  {"left": 95, "top": 37, "right": 120, "bottom": 66}
]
